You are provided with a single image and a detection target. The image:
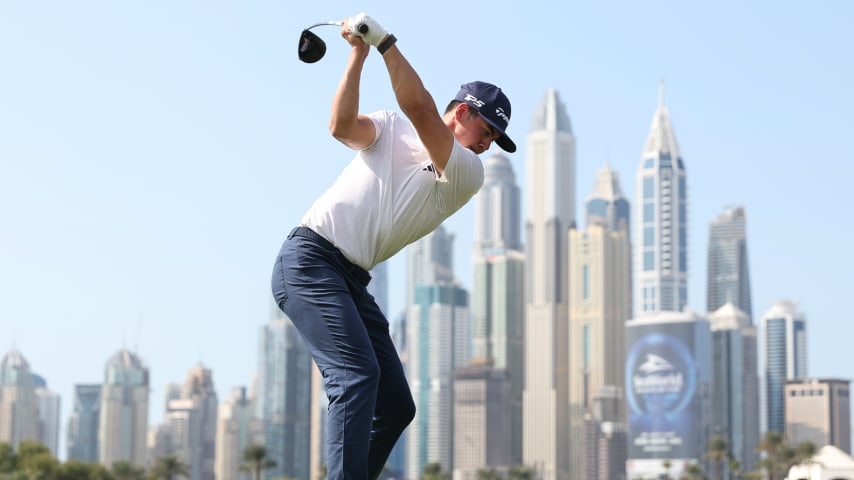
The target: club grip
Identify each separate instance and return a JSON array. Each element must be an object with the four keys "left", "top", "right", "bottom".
[{"left": 357, "top": 23, "right": 369, "bottom": 34}]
